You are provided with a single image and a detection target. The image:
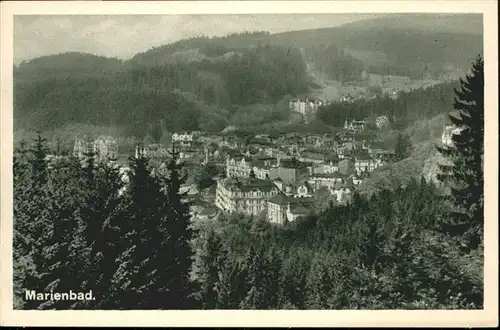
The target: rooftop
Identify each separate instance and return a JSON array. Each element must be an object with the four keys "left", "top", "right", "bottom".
[
  {"left": 199, "top": 206, "right": 219, "bottom": 216},
  {"left": 289, "top": 205, "right": 310, "bottom": 215},
  {"left": 311, "top": 172, "right": 344, "bottom": 179},
  {"left": 222, "top": 178, "right": 277, "bottom": 192},
  {"left": 268, "top": 194, "right": 290, "bottom": 206}
]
